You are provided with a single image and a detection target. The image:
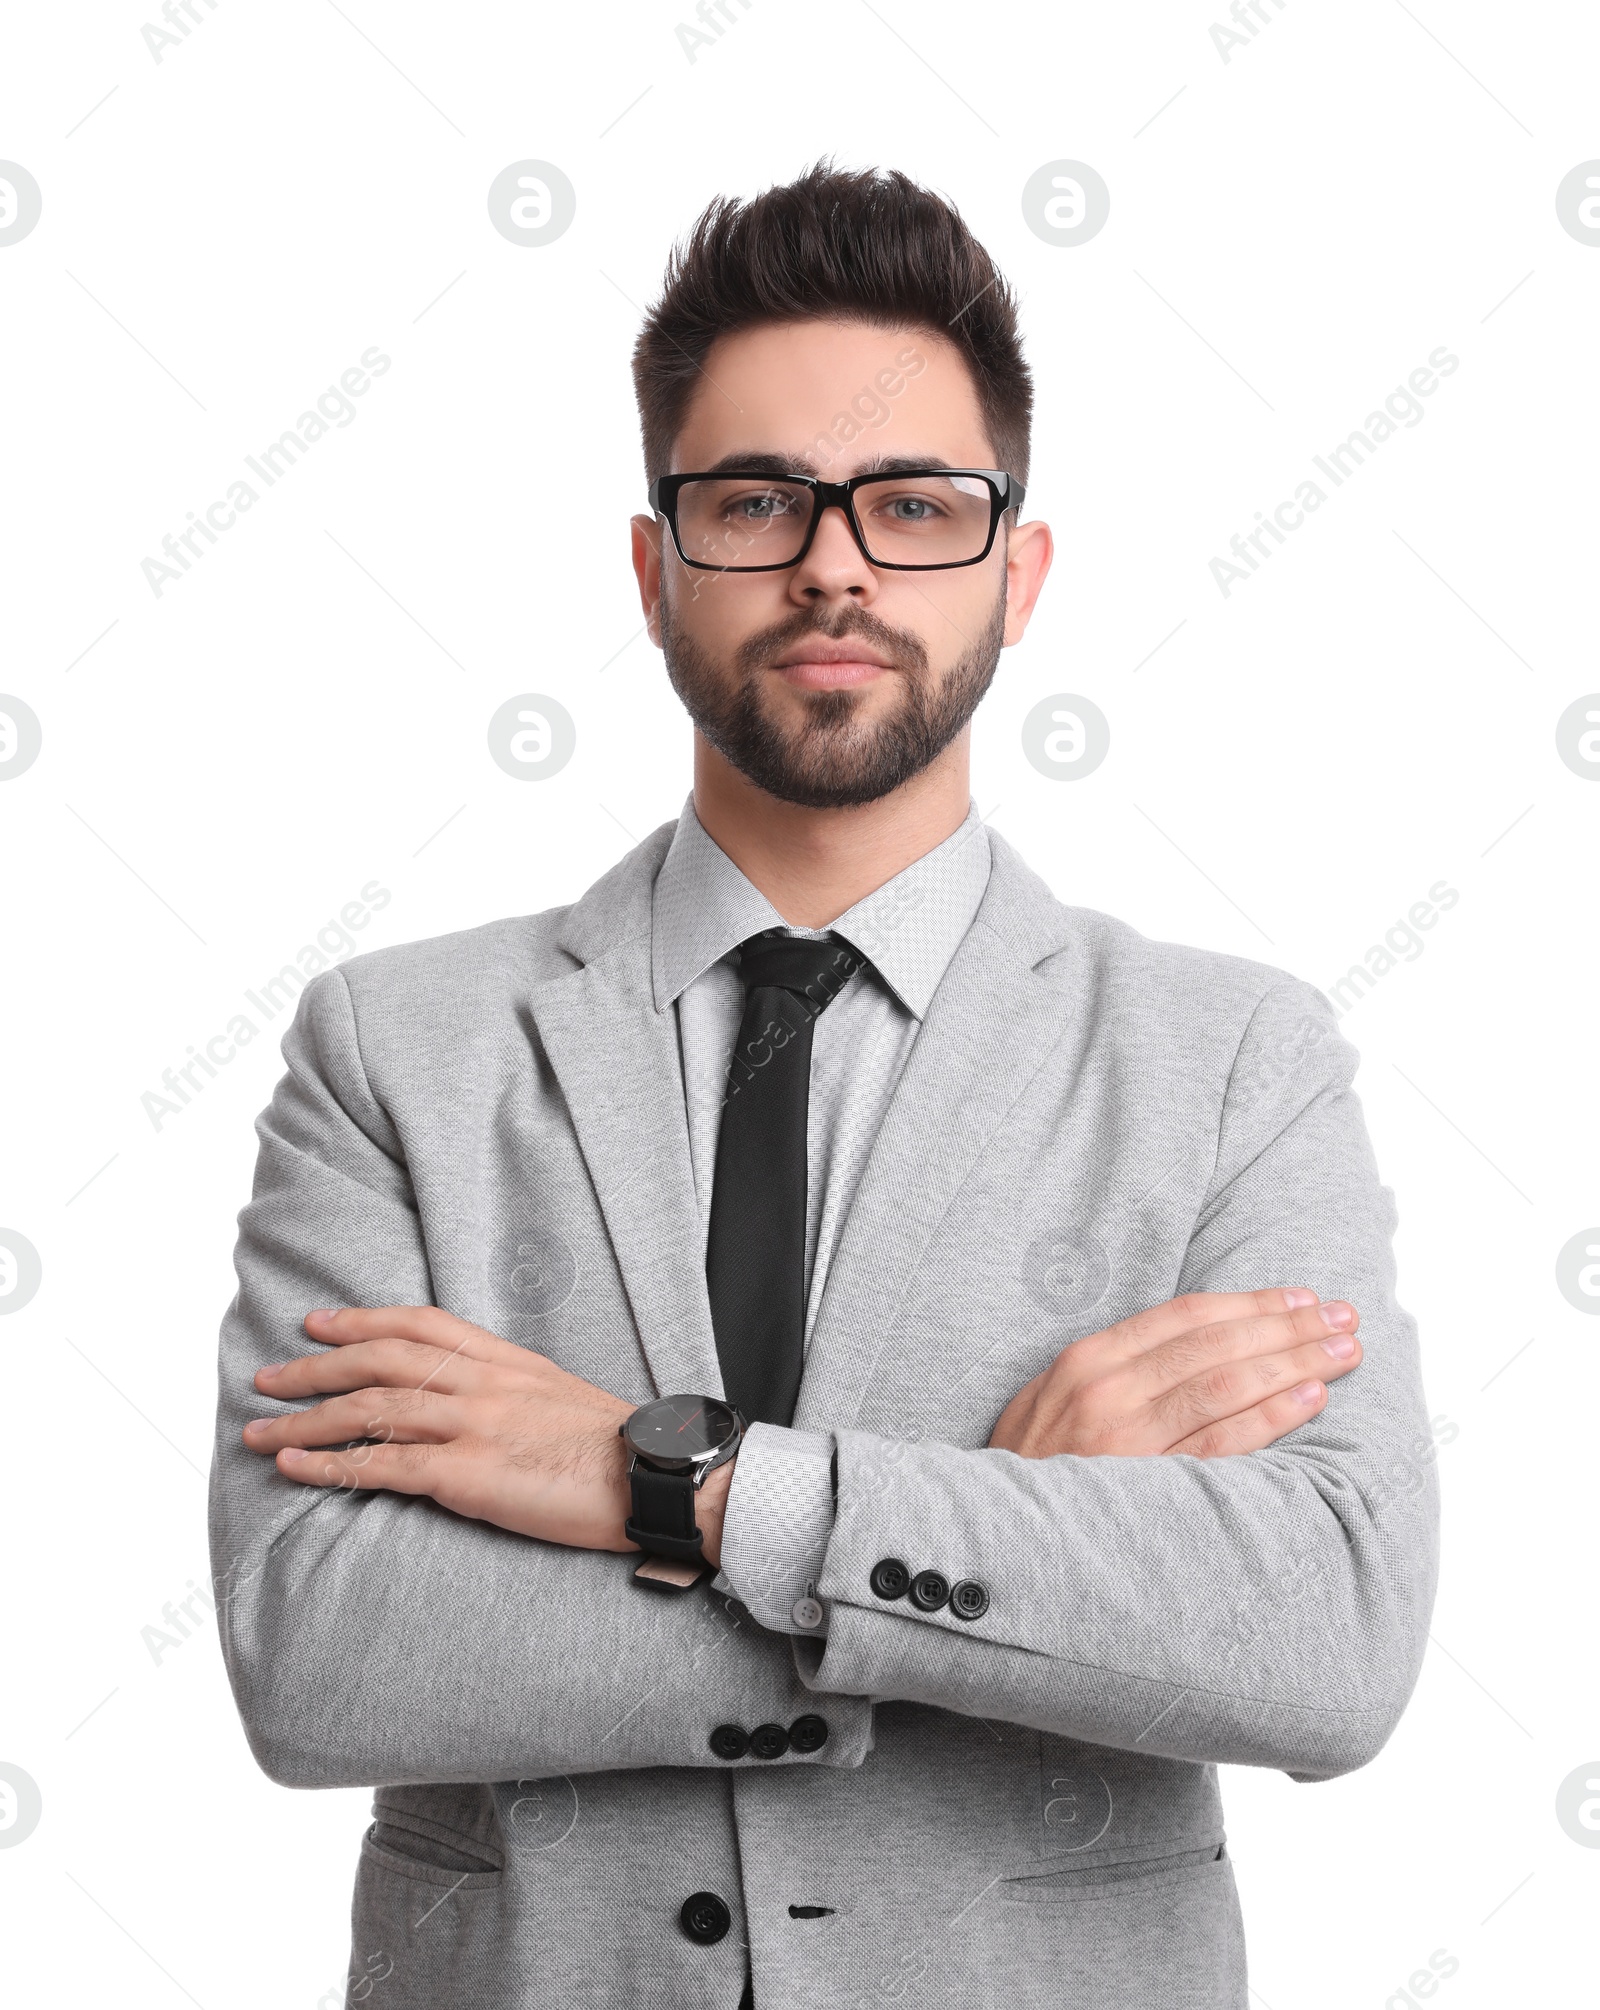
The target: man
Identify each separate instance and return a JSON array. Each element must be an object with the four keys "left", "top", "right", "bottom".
[{"left": 211, "top": 162, "right": 1438, "bottom": 2009}]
